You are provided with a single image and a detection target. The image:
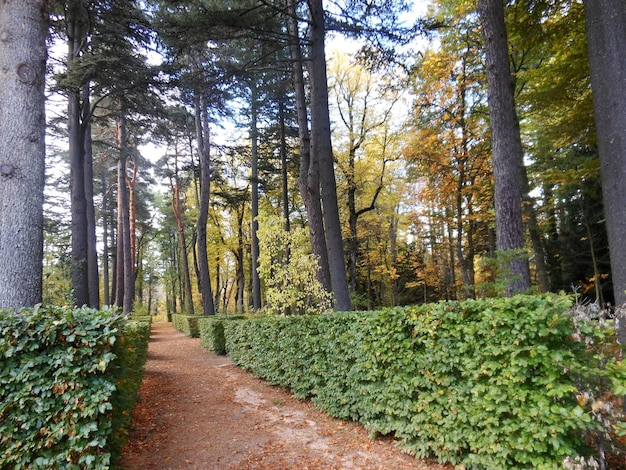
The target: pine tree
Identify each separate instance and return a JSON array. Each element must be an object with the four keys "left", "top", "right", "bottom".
[
  {"left": 0, "top": 1, "right": 47, "bottom": 308},
  {"left": 477, "top": 0, "right": 531, "bottom": 295},
  {"left": 585, "top": 0, "right": 626, "bottom": 343}
]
